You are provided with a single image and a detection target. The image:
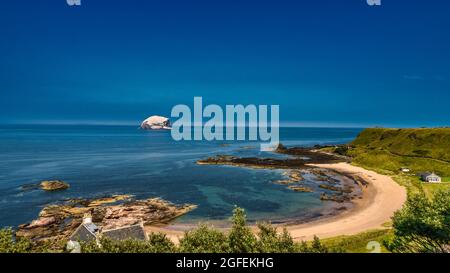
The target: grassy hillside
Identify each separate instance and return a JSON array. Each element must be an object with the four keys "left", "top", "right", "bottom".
[
  {"left": 342, "top": 128, "right": 450, "bottom": 195},
  {"left": 351, "top": 128, "right": 450, "bottom": 162},
  {"left": 321, "top": 229, "right": 392, "bottom": 253},
  {"left": 348, "top": 128, "right": 450, "bottom": 175}
]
